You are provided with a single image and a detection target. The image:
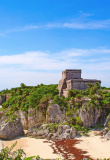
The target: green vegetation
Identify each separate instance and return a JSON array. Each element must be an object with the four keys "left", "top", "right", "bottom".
[
  {"left": 0, "top": 141, "right": 40, "bottom": 160},
  {"left": 0, "top": 141, "right": 109, "bottom": 160},
  {"left": 1, "top": 82, "right": 110, "bottom": 120},
  {"left": 107, "top": 121, "right": 110, "bottom": 130},
  {"left": 101, "top": 86, "right": 110, "bottom": 90},
  {"left": 1, "top": 83, "right": 58, "bottom": 112},
  {"left": 66, "top": 108, "right": 76, "bottom": 117},
  {"left": 46, "top": 123, "right": 58, "bottom": 132},
  {"left": 53, "top": 82, "right": 110, "bottom": 113},
  {"left": 5, "top": 114, "right": 18, "bottom": 123},
  {"left": 62, "top": 121, "right": 90, "bottom": 134},
  {"left": 69, "top": 117, "right": 83, "bottom": 126}
]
